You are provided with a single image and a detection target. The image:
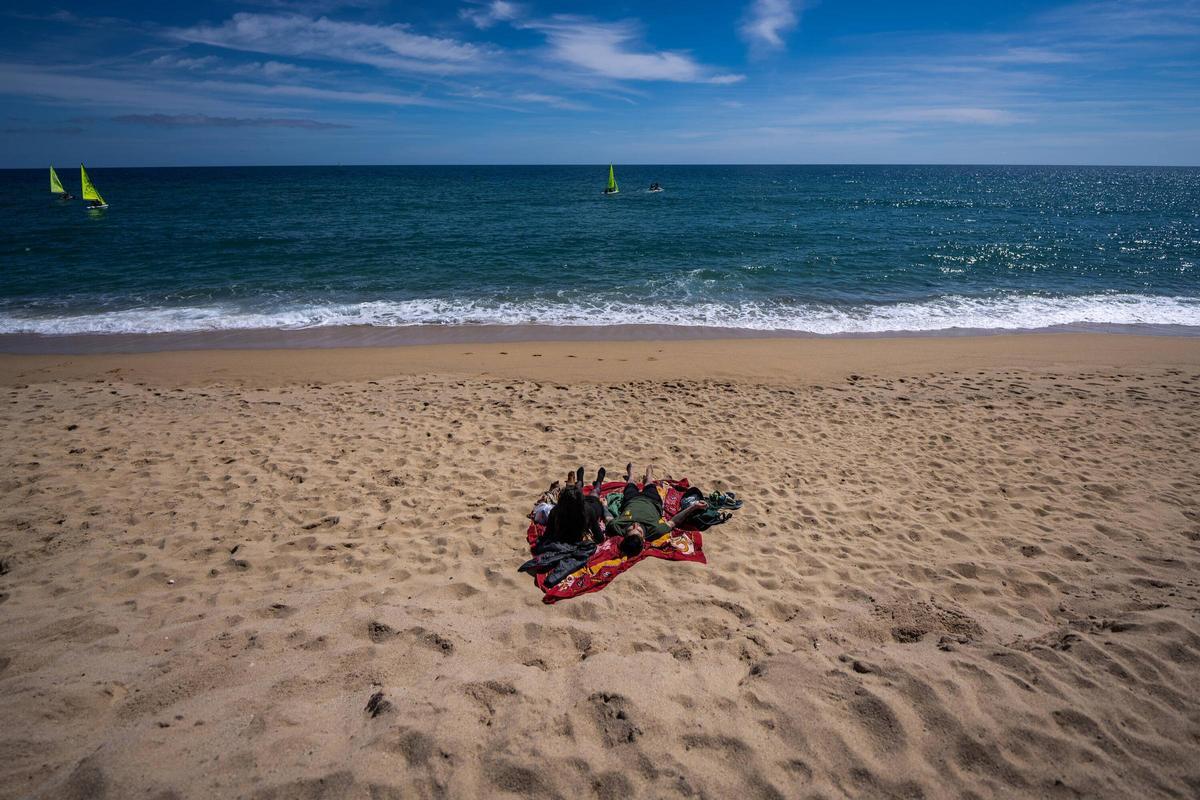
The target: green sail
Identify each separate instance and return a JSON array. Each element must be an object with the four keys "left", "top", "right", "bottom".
[
  {"left": 605, "top": 163, "right": 619, "bottom": 194},
  {"left": 50, "top": 166, "right": 65, "bottom": 194},
  {"left": 80, "top": 164, "right": 106, "bottom": 205}
]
